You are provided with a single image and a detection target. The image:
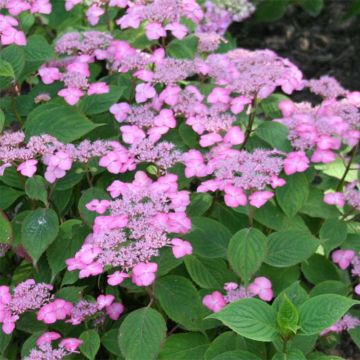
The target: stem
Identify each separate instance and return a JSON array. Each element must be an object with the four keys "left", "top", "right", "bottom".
[
  {"left": 248, "top": 205, "right": 254, "bottom": 228},
  {"left": 336, "top": 142, "right": 359, "bottom": 192},
  {"left": 282, "top": 337, "right": 289, "bottom": 359},
  {"left": 11, "top": 96, "right": 23, "bottom": 126},
  {"left": 240, "top": 97, "right": 258, "bottom": 150}
]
